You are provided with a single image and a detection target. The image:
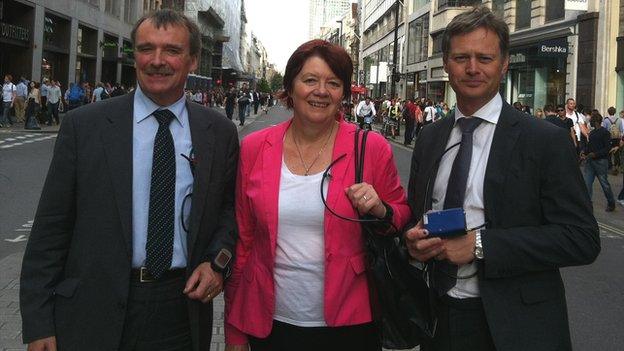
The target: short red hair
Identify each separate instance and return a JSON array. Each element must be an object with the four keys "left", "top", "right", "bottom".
[{"left": 279, "top": 39, "right": 352, "bottom": 108}]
